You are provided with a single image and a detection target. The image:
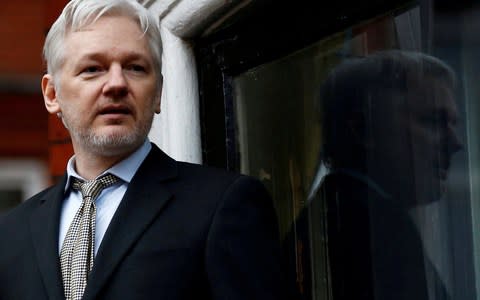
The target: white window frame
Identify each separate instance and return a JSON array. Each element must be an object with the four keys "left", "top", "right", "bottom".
[{"left": 145, "top": 0, "right": 249, "bottom": 164}]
